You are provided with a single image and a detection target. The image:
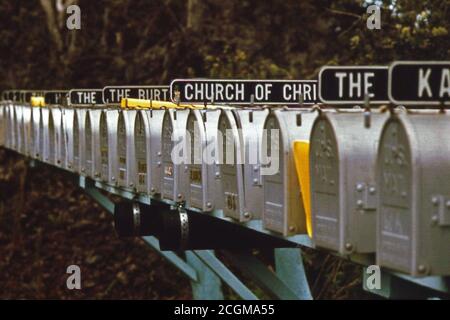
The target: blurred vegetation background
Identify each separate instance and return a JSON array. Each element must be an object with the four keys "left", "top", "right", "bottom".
[{"left": 0, "top": 0, "right": 448, "bottom": 299}]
